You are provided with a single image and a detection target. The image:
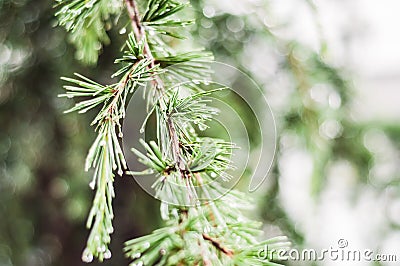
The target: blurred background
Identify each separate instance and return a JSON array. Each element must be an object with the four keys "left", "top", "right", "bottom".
[{"left": 0, "top": 0, "right": 399, "bottom": 265}]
